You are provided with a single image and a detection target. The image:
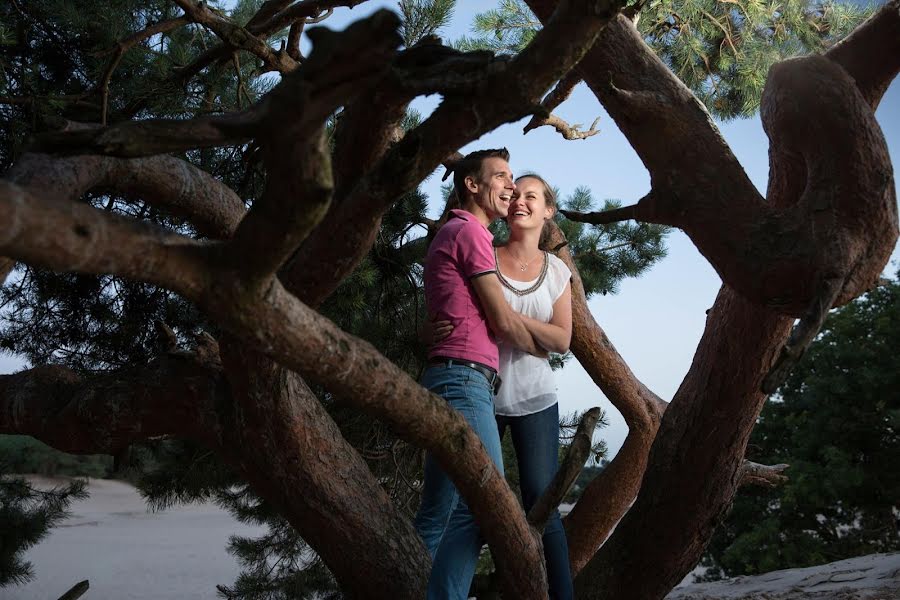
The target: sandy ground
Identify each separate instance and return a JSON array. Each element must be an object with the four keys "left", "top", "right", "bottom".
[
  {"left": 6, "top": 477, "right": 899, "bottom": 599},
  {"left": 6, "top": 476, "right": 265, "bottom": 600}
]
